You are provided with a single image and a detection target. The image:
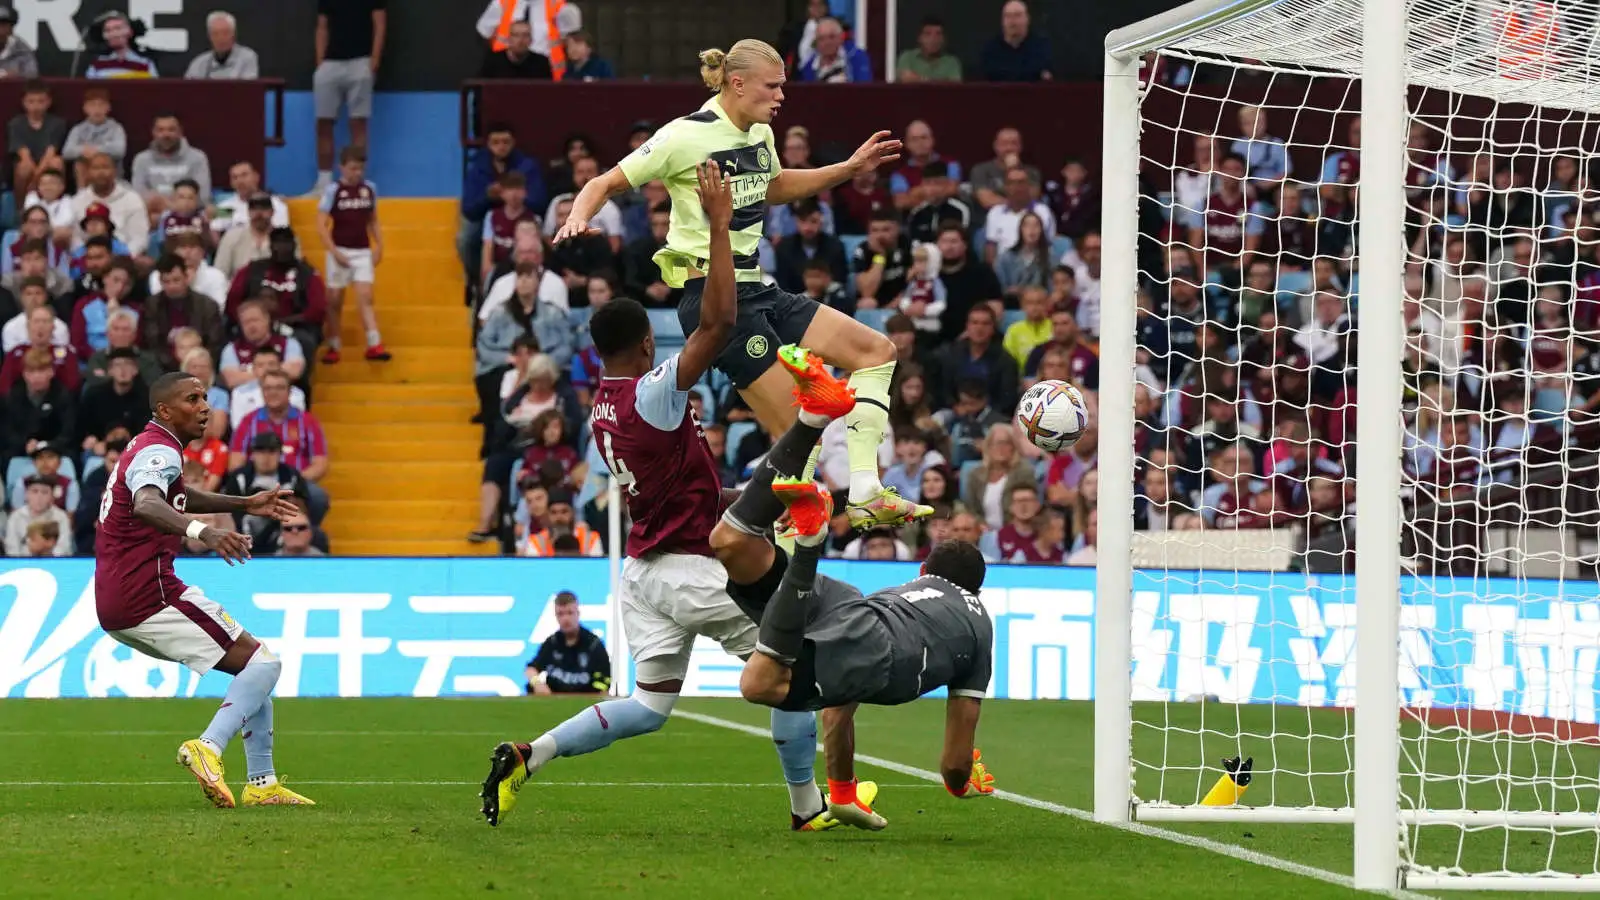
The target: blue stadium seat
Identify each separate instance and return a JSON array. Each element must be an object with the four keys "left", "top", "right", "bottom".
[
  {"left": 854, "top": 308, "right": 893, "bottom": 332},
  {"left": 1050, "top": 235, "right": 1075, "bottom": 262},
  {"left": 958, "top": 459, "right": 981, "bottom": 486},
  {"left": 7, "top": 455, "right": 79, "bottom": 505},
  {"left": 725, "top": 421, "right": 757, "bottom": 466},
  {"left": 654, "top": 343, "right": 677, "bottom": 366},
  {"left": 1002, "top": 309, "right": 1027, "bottom": 331},
  {"left": 1276, "top": 270, "right": 1314, "bottom": 295},
  {"left": 840, "top": 234, "right": 866, "bottom": 262},
  {"left": 690, "top": 383, "right": 716, "bottom": 423},
  {"left": 643, "top": 304, "right": 681, "bottom": 339}
]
